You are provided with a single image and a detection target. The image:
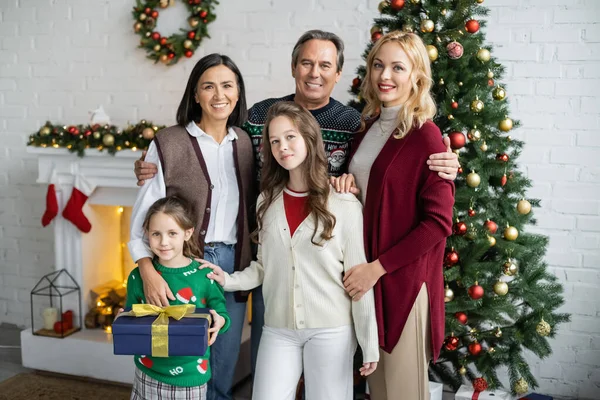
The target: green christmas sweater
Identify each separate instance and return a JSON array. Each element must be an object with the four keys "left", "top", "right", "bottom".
[
  {"left": 125, "top": 259, "right": 231, "bottom": 387},
  {"left": 242, "top": 94, "right": 361, "bottom": 179}
]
